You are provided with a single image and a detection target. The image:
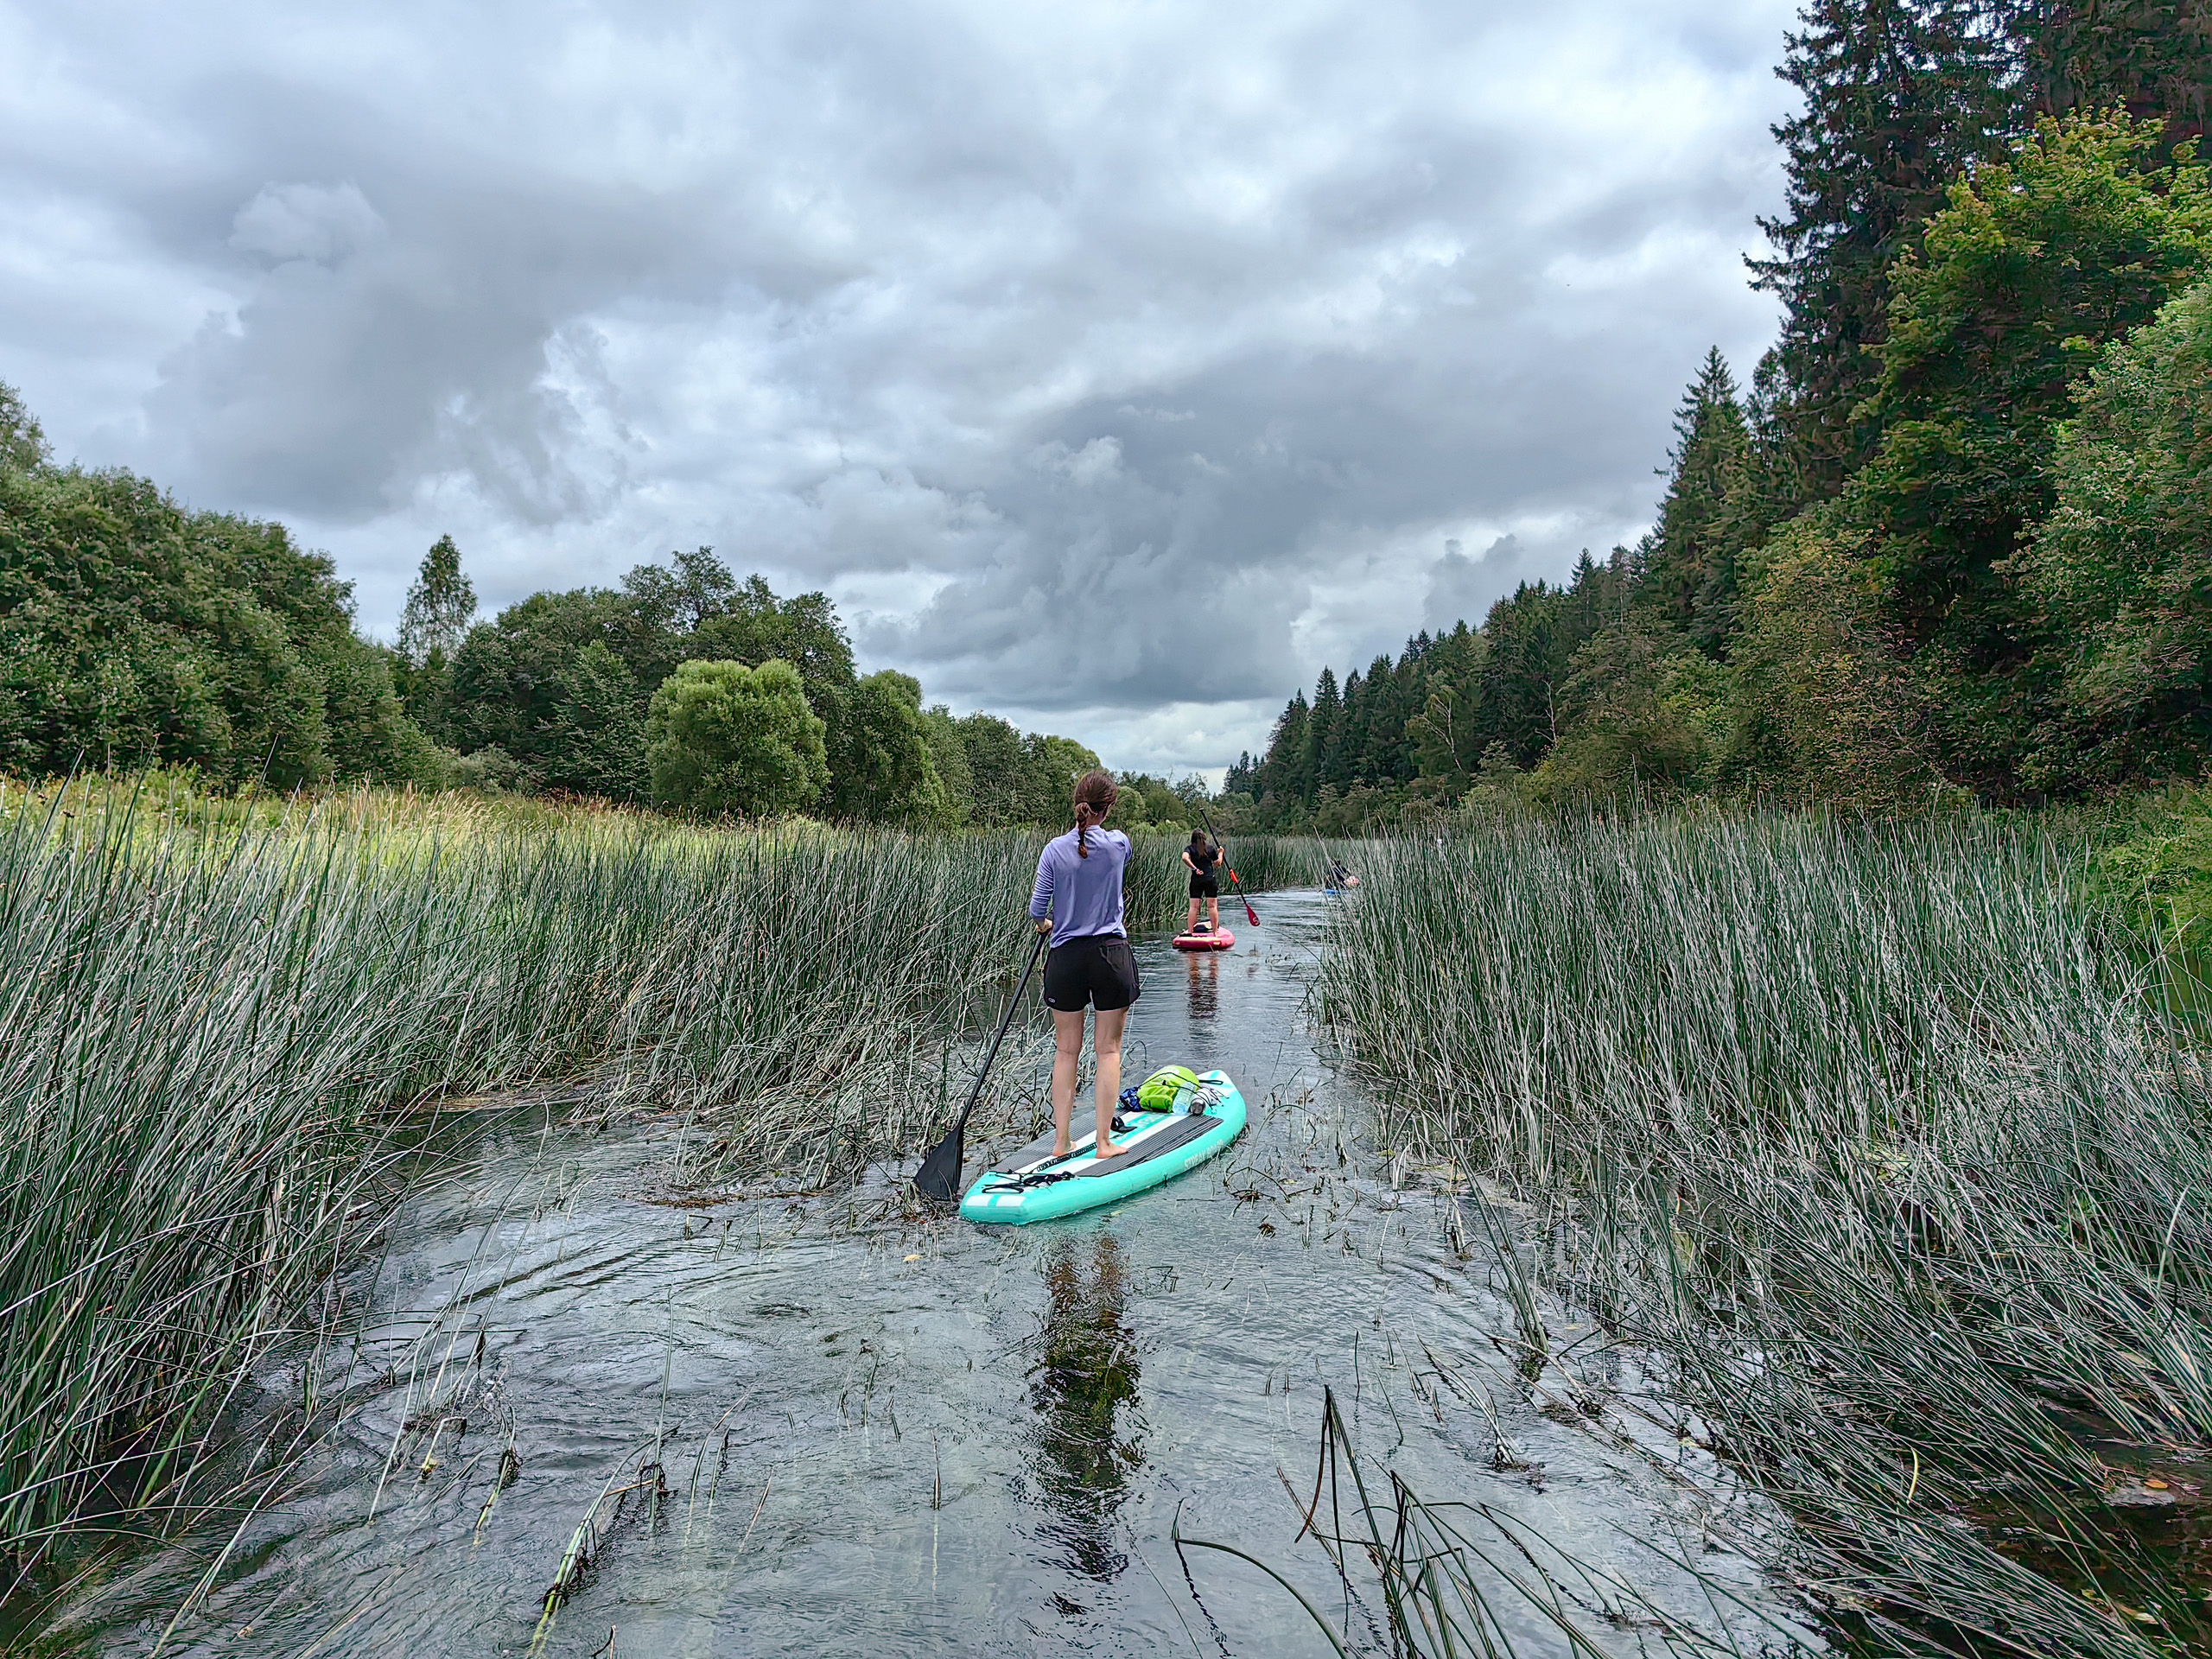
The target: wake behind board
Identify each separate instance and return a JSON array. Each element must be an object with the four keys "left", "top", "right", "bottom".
[
  {"left": 1173, "top": 928, "right": 1234, "bottom": 951},
  {"left": 960, "top": 1070, "right": 1246, "bottom": 1225}
]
